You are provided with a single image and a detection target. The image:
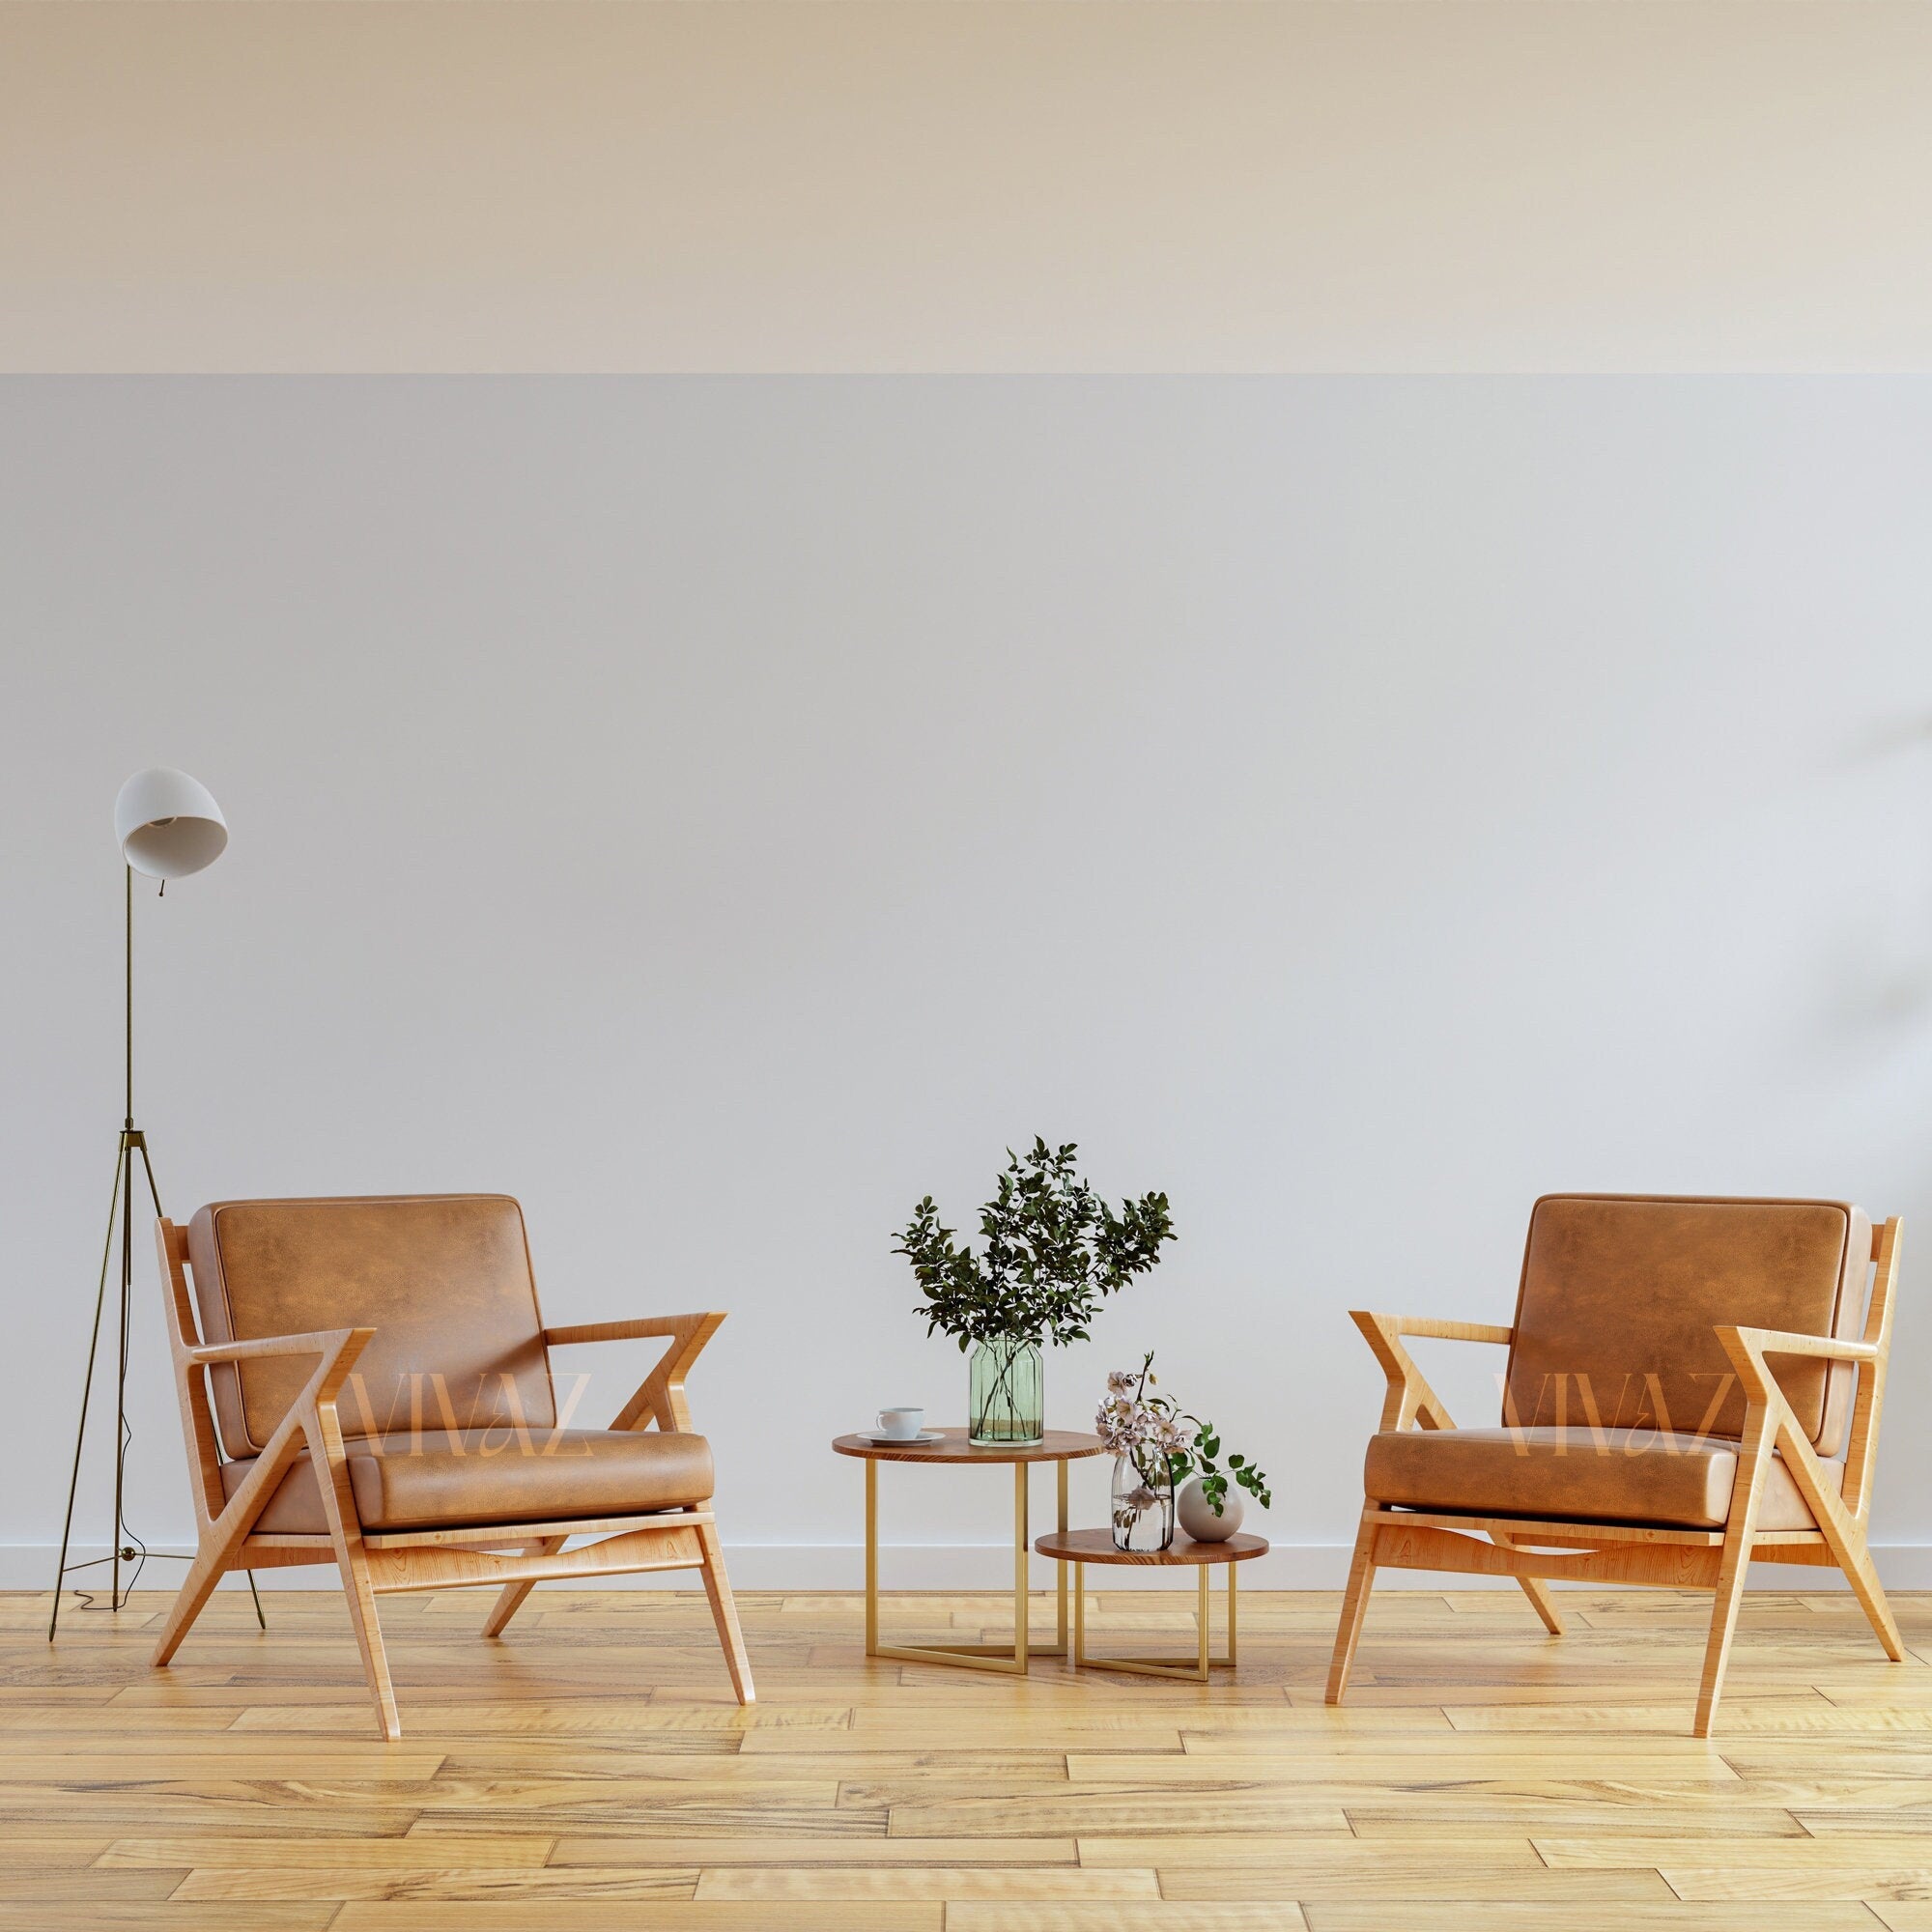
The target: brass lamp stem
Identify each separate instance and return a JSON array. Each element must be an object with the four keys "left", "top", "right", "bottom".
[
  {"left": 48, "top": 866, "right": 264, "bottom": 1638},
  {"left": 125, "top": 862, "right": 132, "bottom": 1127}
]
